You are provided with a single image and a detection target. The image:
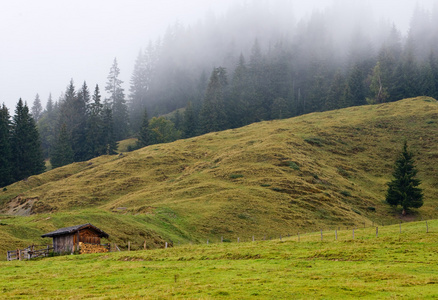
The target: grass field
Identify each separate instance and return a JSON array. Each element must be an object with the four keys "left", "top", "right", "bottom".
[
  {"left": 0, "top": 97, "right": 437, "bottom": 257},
  {"left": 0, "top": 220, "right": 437, "bottom": 299}
]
